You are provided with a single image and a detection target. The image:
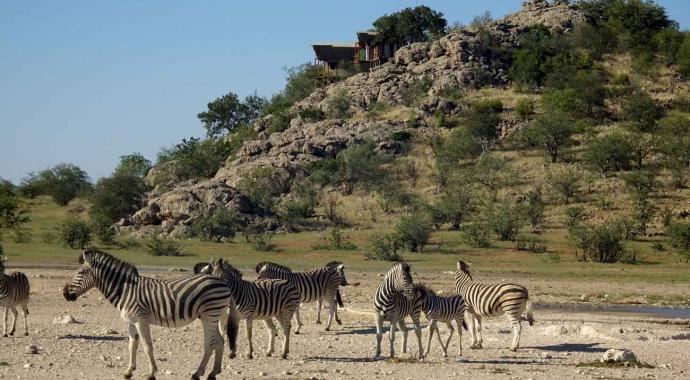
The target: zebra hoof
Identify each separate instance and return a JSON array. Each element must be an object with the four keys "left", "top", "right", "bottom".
[
  {"left": 265, "top": 352, "right": 272, "bottom": 357},
  {"left": 294, "top": 331, "right": 300, "bottom": 335},
  {"left": 281, "top": 354, "right": 288, "bottom": 360},
  {"left": 24, "top": 333, "right": 28, "bottom": 336},
  {"left": 246, "top": 354, "right": 253, "bottom": 360},
  {"left": 8, "top": 332, "right": 14, "bottom": 336},
  {"left": 229, "top": 352, "right": 236, "bottom": 359},
  {"left": 123, "top": 373, "right": 133, "bottom": 379},
  {"left": 325, "top": 327, "right": 330, "bottom": 332},
  {"left": 206, "top": 375, "right": 216, "bottom": 380},
  {"left": 315, "top": 321, "right": 322, "bottom": 324},
  {"left": 146, "top": 376, "right": 156, "bottom": 380},
  {"left": 2, "top": 334, "right": 6, "bottom": 338},
  {"left": 336, "top": 319, "right": 342, "bottom": 325},
  {"left": 191, "top": 375, "right": 200, "bottom": 380}
]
